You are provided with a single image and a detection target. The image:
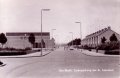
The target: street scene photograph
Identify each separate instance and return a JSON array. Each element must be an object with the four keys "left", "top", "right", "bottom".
[{"left": 0, "top": 0, "right": 120, "bottom": 78}]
